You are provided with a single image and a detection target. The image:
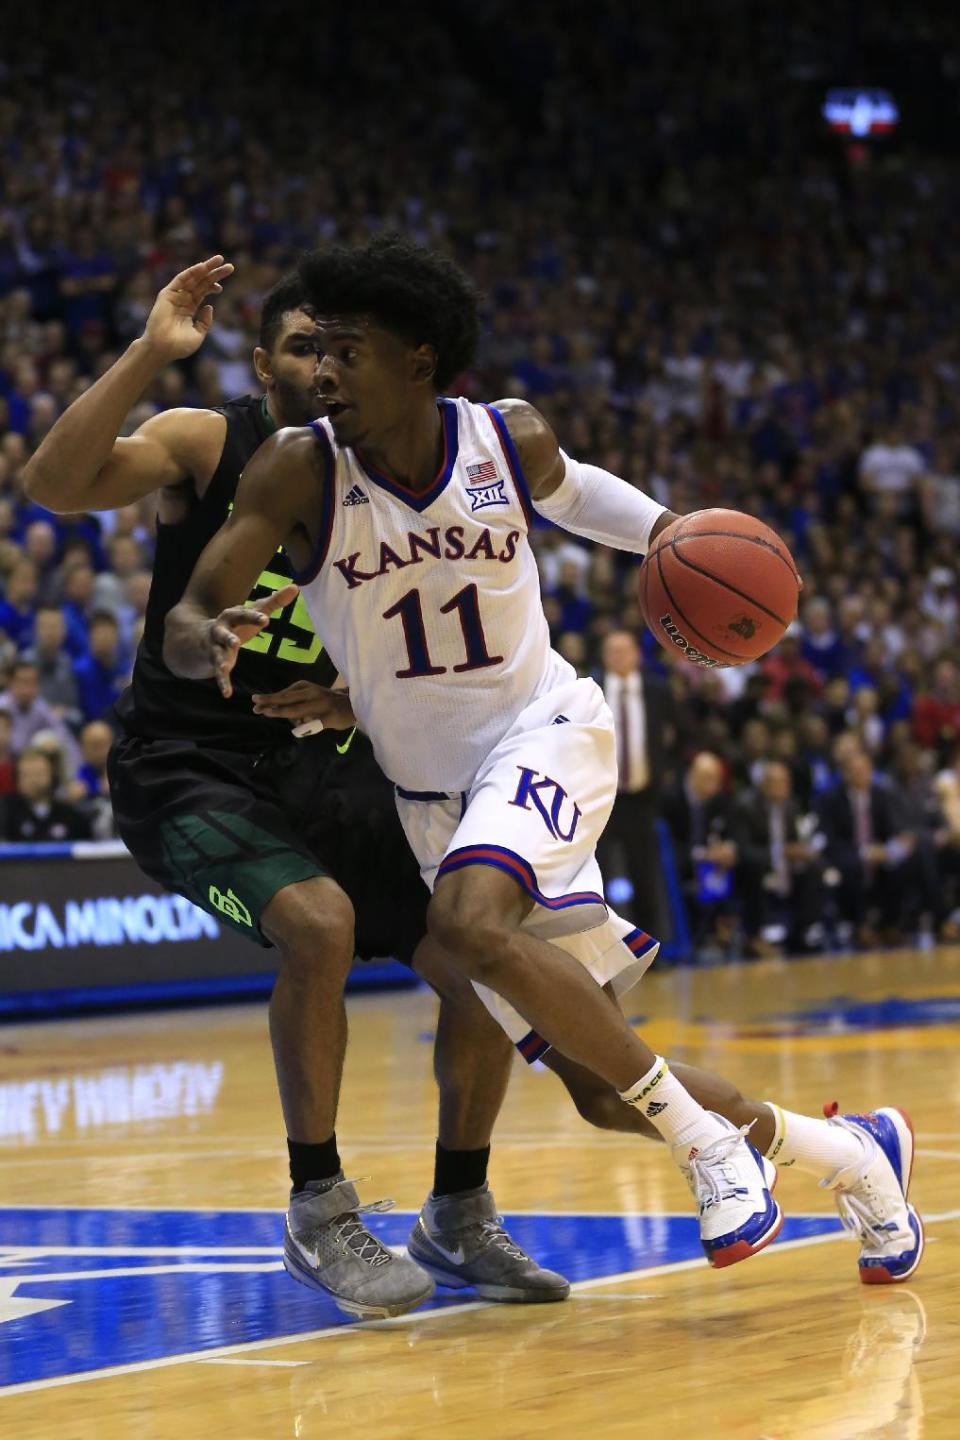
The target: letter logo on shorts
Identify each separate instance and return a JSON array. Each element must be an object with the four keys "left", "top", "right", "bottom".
[
  {"left": 510, "top": 766, "right": 582, "bottom": 843},
  {"left": 208, "top": 886, "right": 253, "bottom": 928}
]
